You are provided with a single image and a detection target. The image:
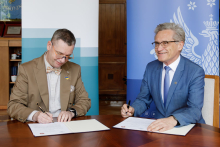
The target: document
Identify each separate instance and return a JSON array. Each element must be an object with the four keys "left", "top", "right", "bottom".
[
  {"left": 28, "top": 119, "right": 110, "bottom": 137},
  {"left": 113, "top": 117, "right": 195, "bottom": 136}
]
